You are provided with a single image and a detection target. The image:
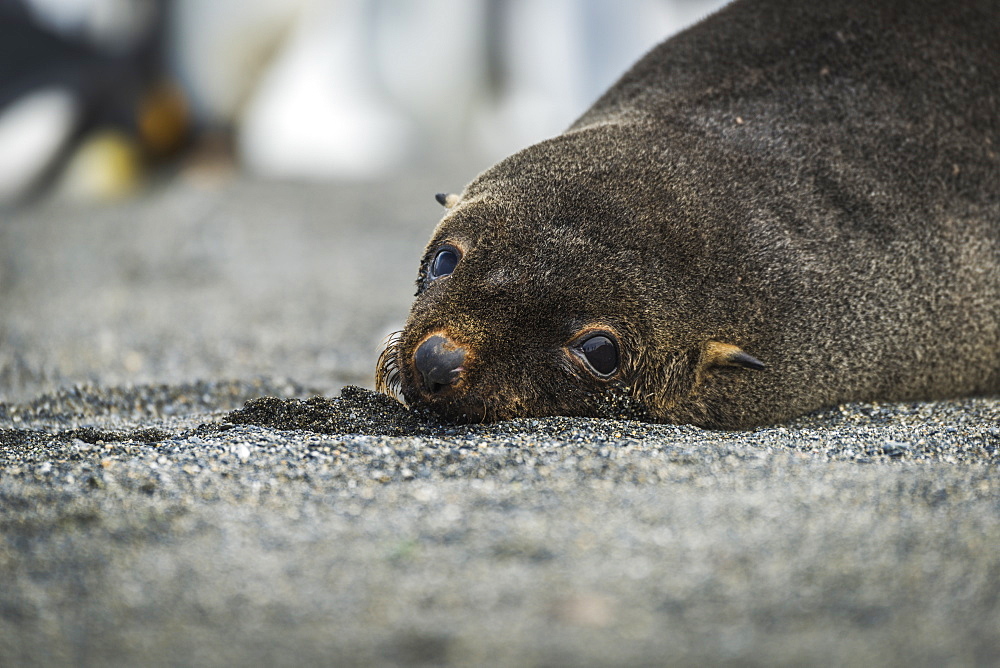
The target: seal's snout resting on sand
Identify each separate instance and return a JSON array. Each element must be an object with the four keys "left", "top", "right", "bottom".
[{"left": 377, "top": 0, "right": 1000, "bottom": 429}]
